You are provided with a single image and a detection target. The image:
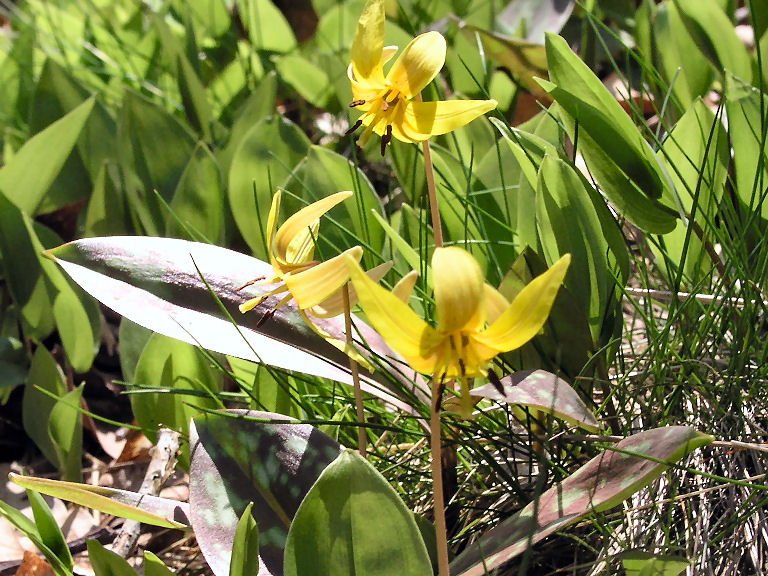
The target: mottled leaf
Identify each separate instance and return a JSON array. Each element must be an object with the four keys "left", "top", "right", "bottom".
[
  {"left": 45, "top": 236, "right": 422, "bottom": 413},
  {"left": 470, "top": 369, "right": 600, "bottom": 433},
  {"left": 189, "top": 410, "right": 343, "bottom": 576},
  {"left": 451, "top": 426, "right": 713, "bottom": 575}
]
